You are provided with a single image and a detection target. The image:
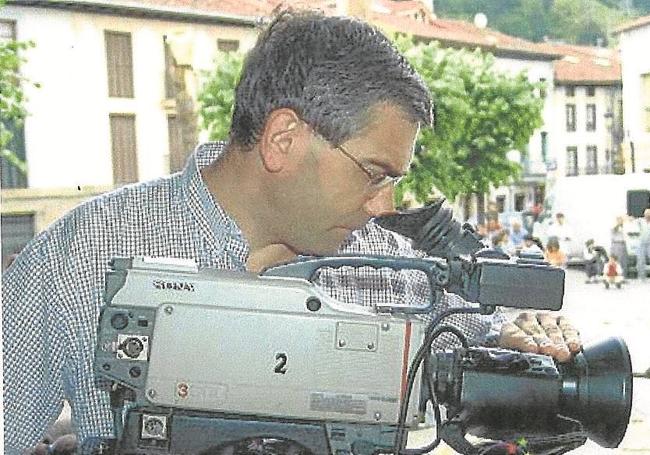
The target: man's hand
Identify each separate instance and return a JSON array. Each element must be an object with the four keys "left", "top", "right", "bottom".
[
  {"left": 28, "top": 435, "right": 77, "bottom": 455},
  {"left": 499, "top": 312, "right": 582, "bottom": 362}
]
